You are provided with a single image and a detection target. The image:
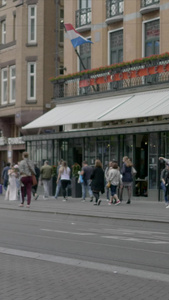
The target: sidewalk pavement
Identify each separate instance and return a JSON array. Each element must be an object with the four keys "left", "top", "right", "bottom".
[{"left": 0, "top": 191, "right": 169, "bottom": 223}]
